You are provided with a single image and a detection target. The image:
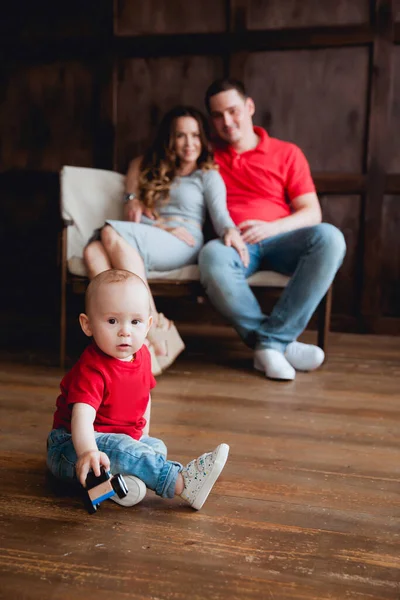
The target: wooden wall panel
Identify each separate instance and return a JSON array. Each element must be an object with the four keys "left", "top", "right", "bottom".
[
  {"left": 115, "top": 0, "right": 226, "bottom": 35},
  {"left": 0, "top": 171, "right": 60, "bottom": 314},
  {"left": 0, "top": 63, "right": 97, "bottom": 172},
  {"left": 241, "top": 47, "right": 369, "bottom": 172},
  {"left": 247, "top": 0, "right": 370, "bottom": 30},
  {"left": 114, "top": 56, "right": 223, "bottom": 171},
  {"left": 0, "top": 0, "right": 399, "bottom": 337},
  {"left": 380, "top": 195, "right": 400, "bottom": 317},
  {"left": 395, "top": 0, "right": 400, "bottom": 20},
  {"left": 320, "top": 196, "right": 362, "bottom": 317},
  {"left": 0, "top": 1, "right": 111, "bottom": 39},
  {"left": 387, "top": 45, "right": 400, "bottom": 172}
]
